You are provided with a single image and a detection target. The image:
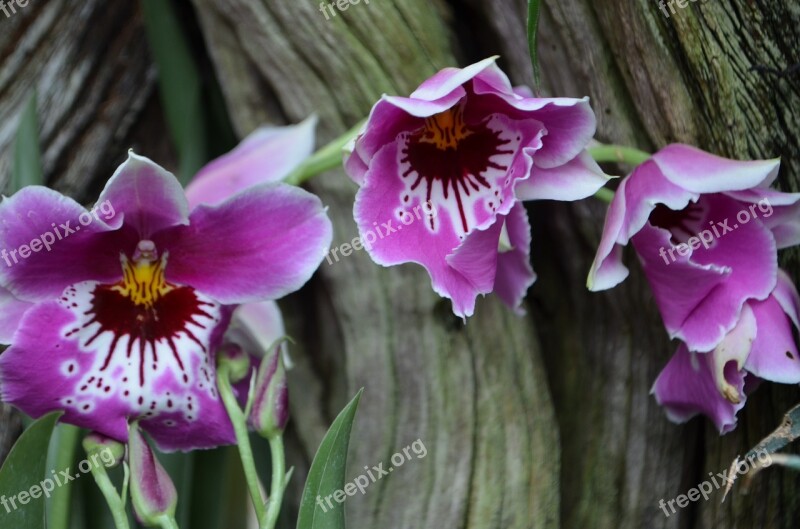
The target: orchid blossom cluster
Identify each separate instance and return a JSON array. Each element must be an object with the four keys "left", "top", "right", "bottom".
[{"left": 0, "top": 56, "right": 798, "bottom": 528}]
